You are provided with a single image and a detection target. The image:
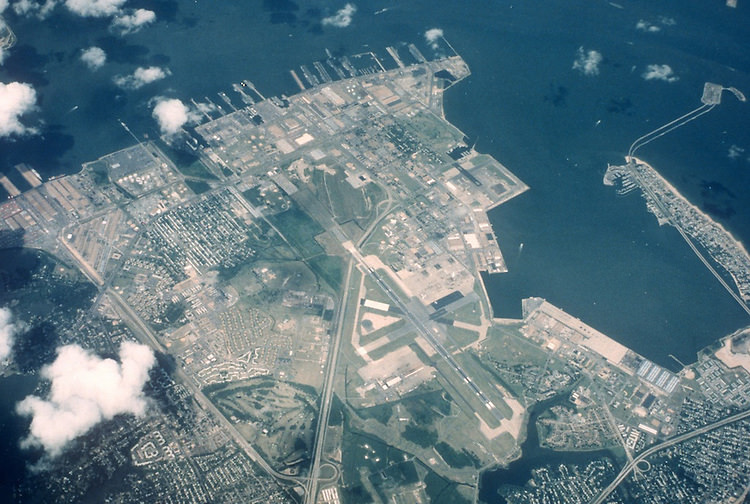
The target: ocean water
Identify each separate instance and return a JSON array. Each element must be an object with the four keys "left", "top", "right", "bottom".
[
  {"left": 437, "top": 0, "right": 750, "bottom": 368},
  {"left": 477, "top": 394, "right": 621, "bottom": 504},
  {"left": 0, "top": 0, "right": 749, "bottom": 492},
  {"left": 1, "top": 0, "right": 748, "bottom": 363}
]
